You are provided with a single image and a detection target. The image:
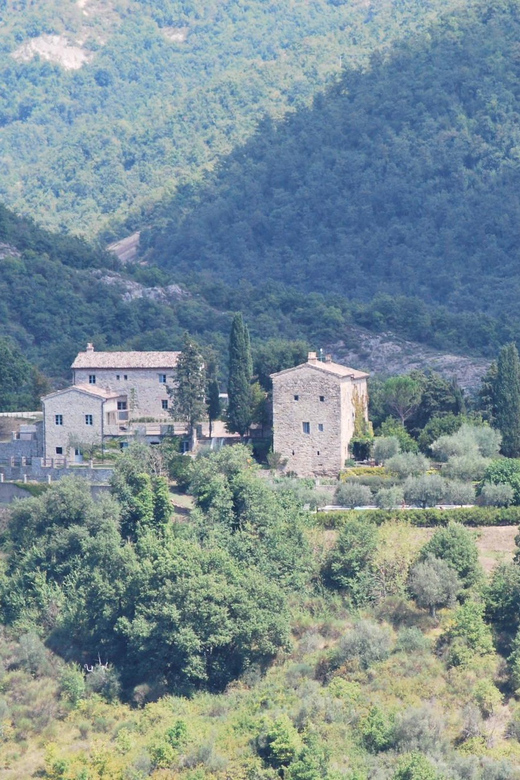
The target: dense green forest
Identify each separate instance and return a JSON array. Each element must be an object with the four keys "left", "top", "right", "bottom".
[
  {"left": 149, "top": 0, "right": 520, "bottom": 345},
  {"left": 0, "top": 0, "right": 462, "bottom": 237}
]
